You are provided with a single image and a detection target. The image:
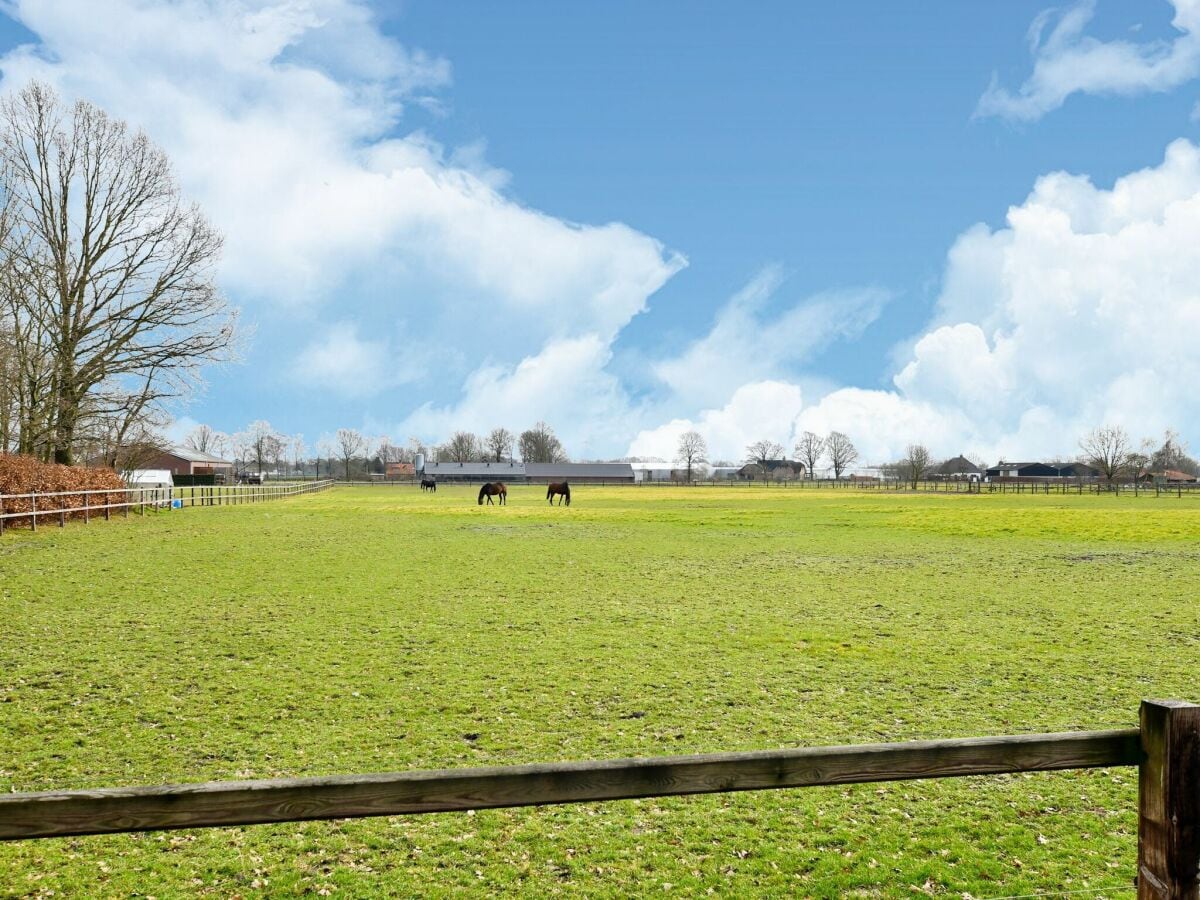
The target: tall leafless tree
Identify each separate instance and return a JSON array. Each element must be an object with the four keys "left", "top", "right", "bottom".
[
  {"left": 825, "top": 431, "right": 858, "bottom": 479},
  {"left": 1079, "top": 425, "right": 1135, "bottom": 484},
  {"left": 898, "top": 443, "right": 932, "bottom": 489},
  {"left": 185, "top": 423, "right": 229, "bottom": 457},
  {"left": 441, "top": 431, "right": 481, "bottom": 463},
  {"left": 0, "top": 82, "right": 238, "bottom": 463},
  {"left": 519, "top": 421, "right": 567, "bottom": 463},
  {"left": 336, "top": 428, "right": 366, "bottom": 480},
  {"left": 676, "top": 430, "right": 707, "bottom": 483},
  {"left": 485, "top": 427, "right": 514, "bottom": 462},
  {"left": 794, "top": 431, "right": 825, "bottom": 480}
]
